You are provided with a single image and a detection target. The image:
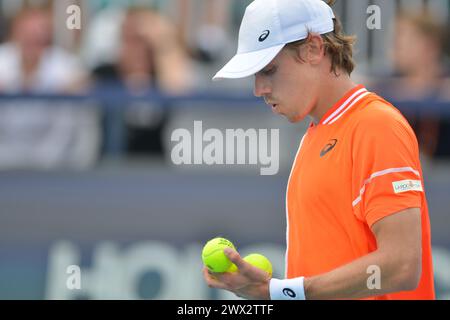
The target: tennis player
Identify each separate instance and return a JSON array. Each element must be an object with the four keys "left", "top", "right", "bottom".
[{"left": 202, "top": 0, "right": 435, "bottom": 300}]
